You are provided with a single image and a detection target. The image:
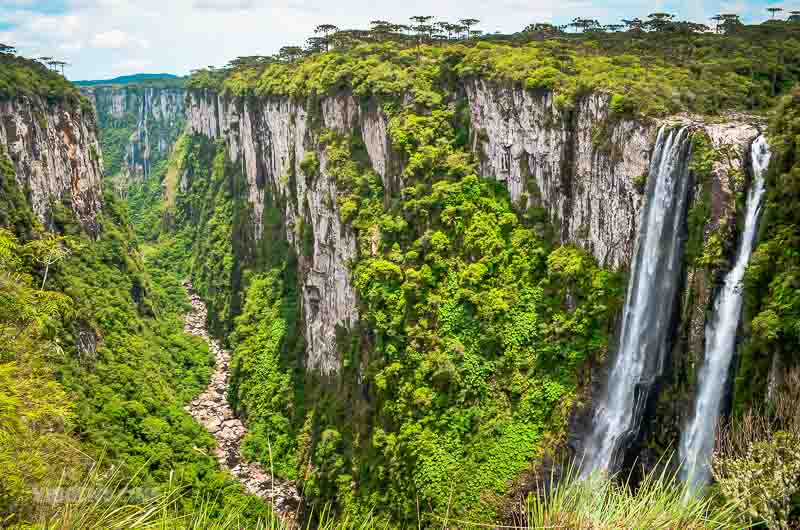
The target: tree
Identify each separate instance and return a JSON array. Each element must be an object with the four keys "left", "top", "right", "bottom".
[
  {"left": 720, "top": 13, "right": 744, "bottom": 34},
  {"left": 226, "top": 55, "right": 272, "bottom": 69},
  {"left": 570, "top": 17, "right": 599, "bottom": 32},
  {"left": 789, "top": 11, "right": 800, "bottom": 23},
  {"left": 25, "top": 234, "right": 73, "bottom": 291},
  {"left": 622, "top": 18, "right": 645, "bottom": 32},
  {"left": 51, "top": 60, "right": 69, "bottom": 75},
  {"left": 314, "top": 24, "right": 339, "bottom": 51},
  {"left": 278, "top": 46, "right": 304, "bottom": 63},
  {"left": 767, "top": 7, "right": 784, "bottom": 20},
  {"left": 711, "top": 14, "right": 724, "bottom": 33},
  {"left": 435, "top": 21, "right": 459, "bottom": 40},
  {"left": 458, "top": 18, "right": 480, "bottom": 39},
  {"left": 306, "top": 36, "right": 327, "bottom": 54},
  {"left": 409, "top": 15, "right": 434, "bottom": 43},
  {"left": 522, "top": 23, "right": 564, "bottom": 39},
  {"left": 410, "top": 15, "right": 433, "bottom": 25},
  {"left": 645, "top": 12, "right": 676, "bottom": 31},
  {"left": 370, "top": 19, "right": 394, "bottom": 40}
]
